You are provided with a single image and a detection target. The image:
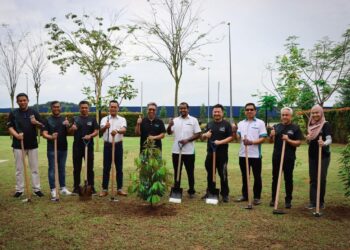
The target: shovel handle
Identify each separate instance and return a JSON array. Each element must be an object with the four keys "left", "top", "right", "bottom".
[
  {"left": 274, "top": 139, "right": 286, "bottom": 210},
  {"left": 315, "top": 135, "right": 322, "bottom": 214},
  {"left": 54, "top": 138, "right": 60, "bottom": 200},
  {"left": 84, "top": 142, "right": 88, "bottom": 185},
  {"left": 244, "top": 135, "right": 252, "bottom": 207},
  {"left": 111, "top": 135, "right": 116, "bottom": 198}
]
